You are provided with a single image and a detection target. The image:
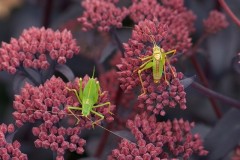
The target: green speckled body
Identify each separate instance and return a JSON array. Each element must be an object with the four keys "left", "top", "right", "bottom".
[{"left": 82, "top": 78, "right": 98, "bottom": 116}]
